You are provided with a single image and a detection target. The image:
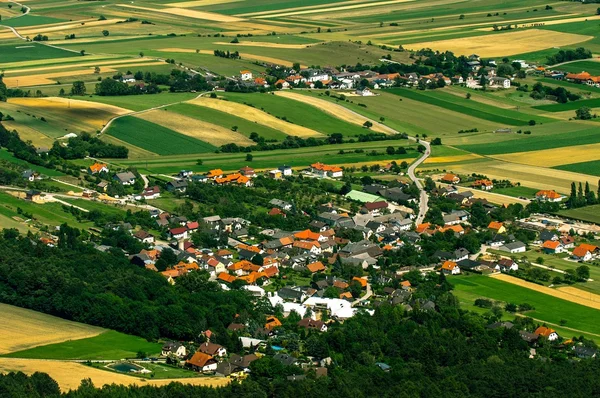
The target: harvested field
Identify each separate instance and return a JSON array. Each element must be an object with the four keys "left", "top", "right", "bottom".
[
  {"left": 13, "top": 19, "right": 119, "bottom": 35},
  {"left": 167, "top": 0, "right": 242, "bottom": 7},
  {"left": 214, "top": 41, "right": 318, "bottom": 49},
  {"left": 138, "top": 110, "right": 255, "bottom": 147},
  {"left": 117, "top": 4, "right": 243, "bottom": 22},
  {"left": 274, "top": 91, "right": 394, "bottom": 134},
  {"left": 236, "top": 0, "right": 374, "bottom": 17},
  {"left": 0, "top": 303, "right": 104, "bottom": 355},
  {"left": 187, "top": 97, "right": 323, "bottom": 137},
  {"left": 0, "top": 358, "right": 229, "bottom": 391},
  {"left": 492, "top": 144, "right": 600, "bottom": 167},
  {"left": 251, "top": 0, "right": 414, "bottom": 19},
  {"left": 424, "top": 154, "right": 483, "bottom": 164},
  {"left": 477, "top": 15, "right": 600, "bottom": 31},
  {"left": 3, "top": 66, "right": 116, "bottom": 87},
  {"left": 406, "top": 29, "right": 593, "bottom": 57},
  {"left": 1, "top": 121, "right": 55, "bottom": 148},
  {"left": 2, "top": 58, "right": 158, "bottom": 75},
  {"left": 491, "top": 273, "right": 600, "bottom": 310}
]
